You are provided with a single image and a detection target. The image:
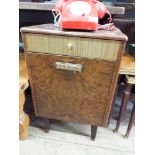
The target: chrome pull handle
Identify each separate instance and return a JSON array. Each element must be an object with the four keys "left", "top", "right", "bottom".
[{"left": 55, "top": 62, "right": 82, "bottom": 73}]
